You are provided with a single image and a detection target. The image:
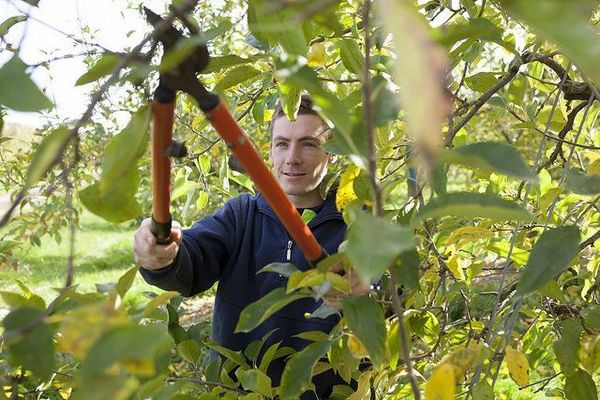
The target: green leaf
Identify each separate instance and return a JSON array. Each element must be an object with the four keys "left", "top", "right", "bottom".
[
  {"left": 0, "top": 292, "right": 29, "bottom": 308},
  {"left": 3, "top": 307, "right": 55, "bottom": 380},
  {"left": 0, "top": 56, "right": 52, "bottom": 111},
  {"left": 371, "top": 76, "right": 400, "bottom": 126},
  {"left": 396, "top": 249, "right": 421, "bottom": 290},
  {"left": 507, "top": 75, "right": 529, "bottom": 104},
  {"left": 412, "top": 192, "right": 534, "bottom": 224},
  {"left": 301, "top": 209, "right": 317, "bottom": 224},
  {"left": 499, "top": 0, "right": 600, "bottom": 87},
  {"left": 338, "top": 39, "right": 364, "bottom": 76},
  {"left": 277, "top": 81, "right": 302, "bottom": 121},
  {"left": 203, "top": 55, "right": 261, "bottom": 74},
  {"left": 439, "top": 142, "right": 537, "bottom": 182},
  {"left": 564, "top": 369, "right": 598, "bottom": 400},
  {"left": 582, "top": 305, "right": 600, "bottom": 333},
  {"left": 465, "top": 72, "right": 499, "bottom": 93},
  {"left": 235, "top": 369, "right": 272, "bottom": 398},
  {"left": 0, "top": 15, "right": 27, "bottom": 37},
  {"left": 346, "top": 212, "right": 415, "bottom": 284},
  {"left": 100, "top": 107, "right": 151, "bottom": 192},
  {"left": 24, "top": 126, "right": 70, "bottom": 188},
  {"left": 81, "top": 324, "right": 170, "bottom": 377},
  {"left": 142, "top": 292, "right": 180, "bottom": 318},
  {"left": 472, "top": 380, "right": 495, "bottom": 400},
  {"left": 178, "top": 339, "right": 202, "bottom": 364},
  {"left": 565, "top": 169, "right": 600, "bottom": 195},
  {"left": 516, "top": 226, "right": 580, "bottom": 296},
  {"left": 342, "top": 296, "right": 386, "bottom": 368},
  {"left": 553, "top": 319, "right": 582, "bottom": 375},
  {"left": 235, "top": 288, "right": 310, "bottom": 333},
  {"left": 79, "top": 169, "right": 143, "bottom": 223},
  {"left": 432, "top": 18, "right": 514, "bottom": 52},
  {"left": 247, "top": 0, "right": 307, "bottom": 55},
  {"left": 258, "top": 341, "right": 281, "bottom": 373},
  {"left": 258, "top": 262, "right": 300, "bottom": 278},
  {"left": 213, "top": 65, "right": 261, "bottom": 93},
  {"left": 207, "top": 341, "right": 249, "bottom": 368},
  {"left": 201, "top": 19, "right": 232, "bottom": 43},
  {"left": 279, "top": 340, "right": 331, "bottom": 400},
  {"left": 117, "top": 266, "right": 138, "bottom": 298},
  {"left": 431, "top": 163, "right": 447, "bottom": 196},
  {"left": 76, "top": 54, "right": 120, "bottom": 86}
]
